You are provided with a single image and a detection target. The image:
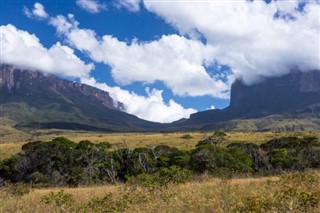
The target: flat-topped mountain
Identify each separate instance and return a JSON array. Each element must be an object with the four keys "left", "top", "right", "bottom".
[
  {"left": 1, "top": 63, "right": 320, "bottom": 132},
  {"left": 0, "top": 64, "right": 161, "bottom": 132},
  {"left": 172, "top": 70, "right": 320, "bottom": 131},
  {"left": 1, "top": 64, "right": 125, "bottom": 111}
]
